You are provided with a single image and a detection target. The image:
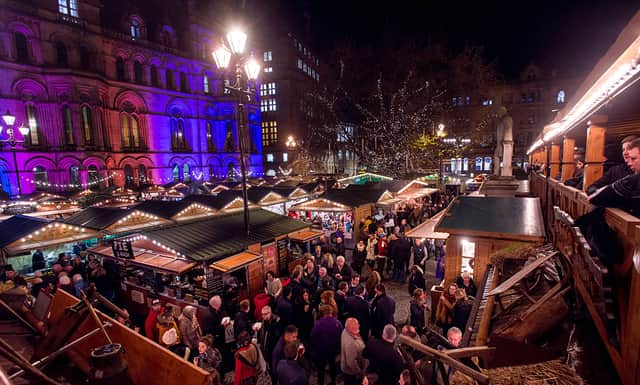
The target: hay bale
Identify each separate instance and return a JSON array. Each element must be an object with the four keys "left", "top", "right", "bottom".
[{"left": 449, "top": 360, "right": 584, "bottom": 385}]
